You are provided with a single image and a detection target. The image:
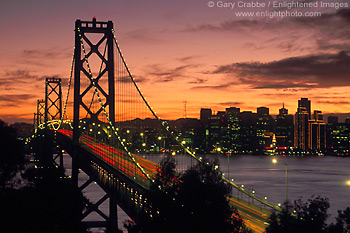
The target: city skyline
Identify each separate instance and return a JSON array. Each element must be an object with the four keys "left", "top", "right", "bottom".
[{"left": 1, "top": 1, "right": 350, "bottom": 124}]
